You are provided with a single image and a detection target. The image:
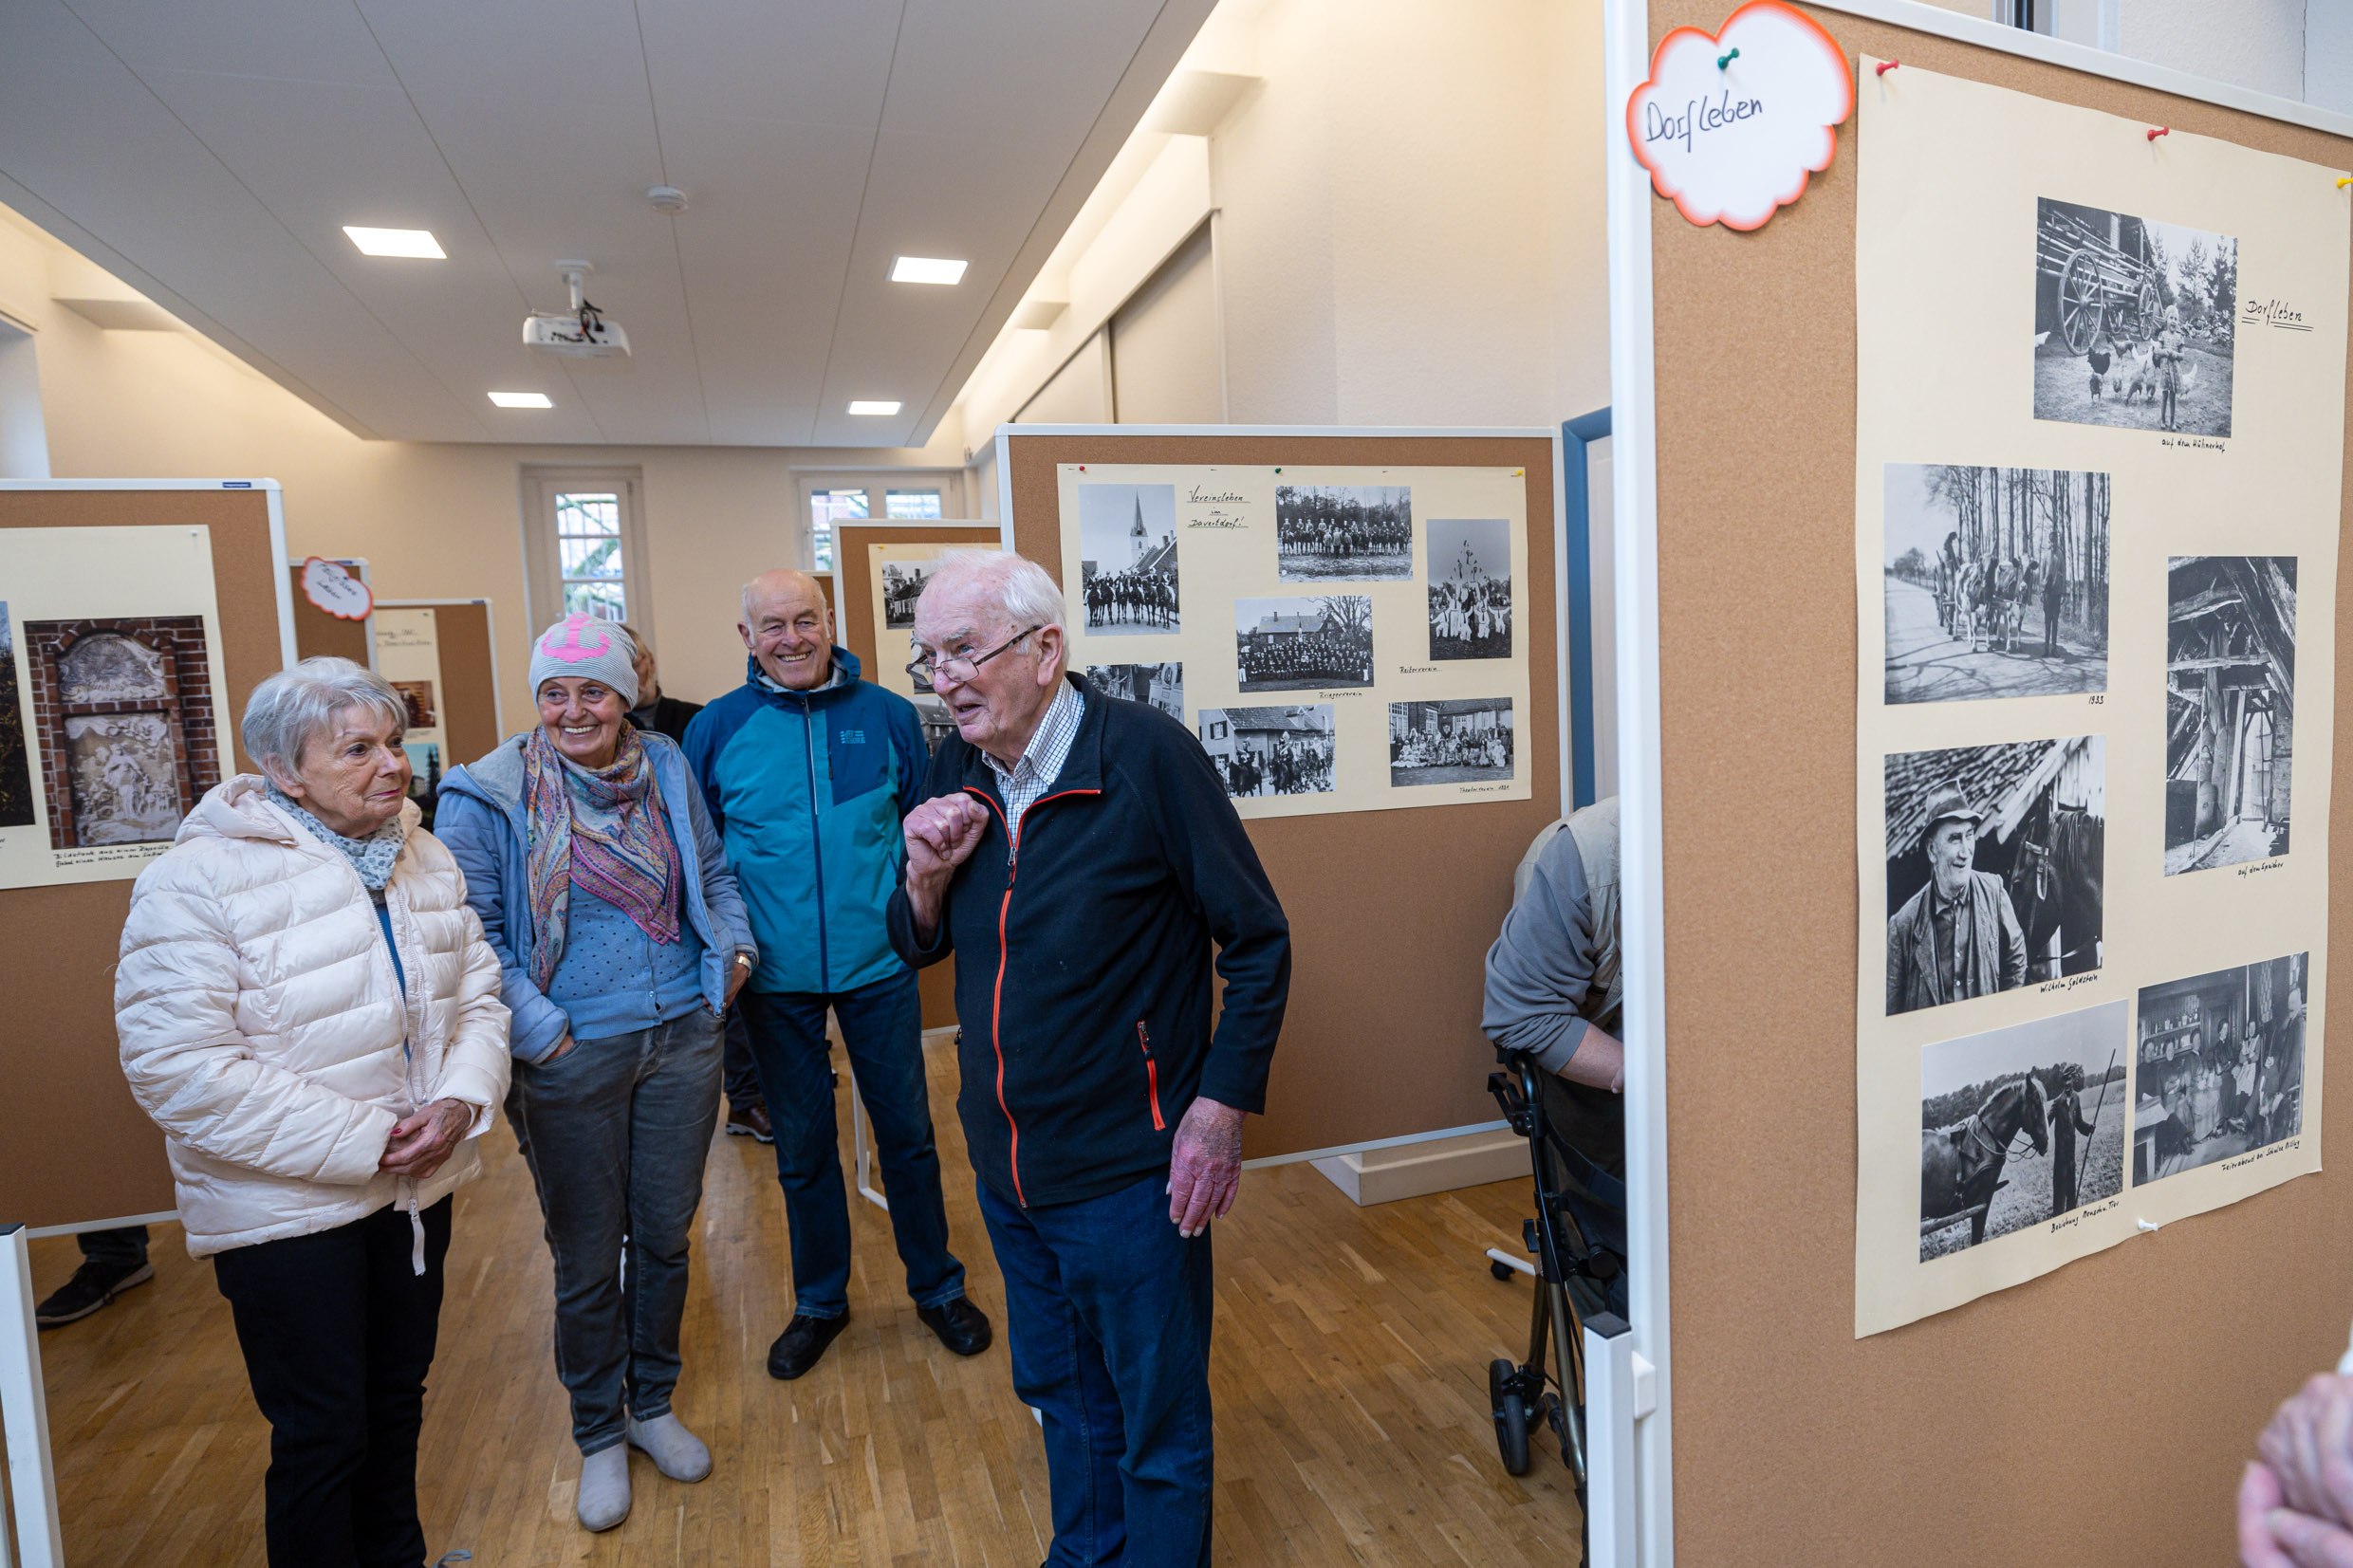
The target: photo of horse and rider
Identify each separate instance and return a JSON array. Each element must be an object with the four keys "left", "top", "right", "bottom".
[
  {"left": 1920, "top": 1002, "right": 2128, "bottom": 1262},
  {"left": 1077, "top": 482, "right": 1180, "bottom": 634},
  {"left": 1886, "top": 735, "right": 2106, "bottom": 1016},
  {"left": 1883, "top": 463, "right": 2109, "bottom": 705},
  {"left": 2133, "top": 953, "right": 2307, "bottom": 1186},
  {"left": 2032, "top": 197, "right": 2237, "bottom": 437}
]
